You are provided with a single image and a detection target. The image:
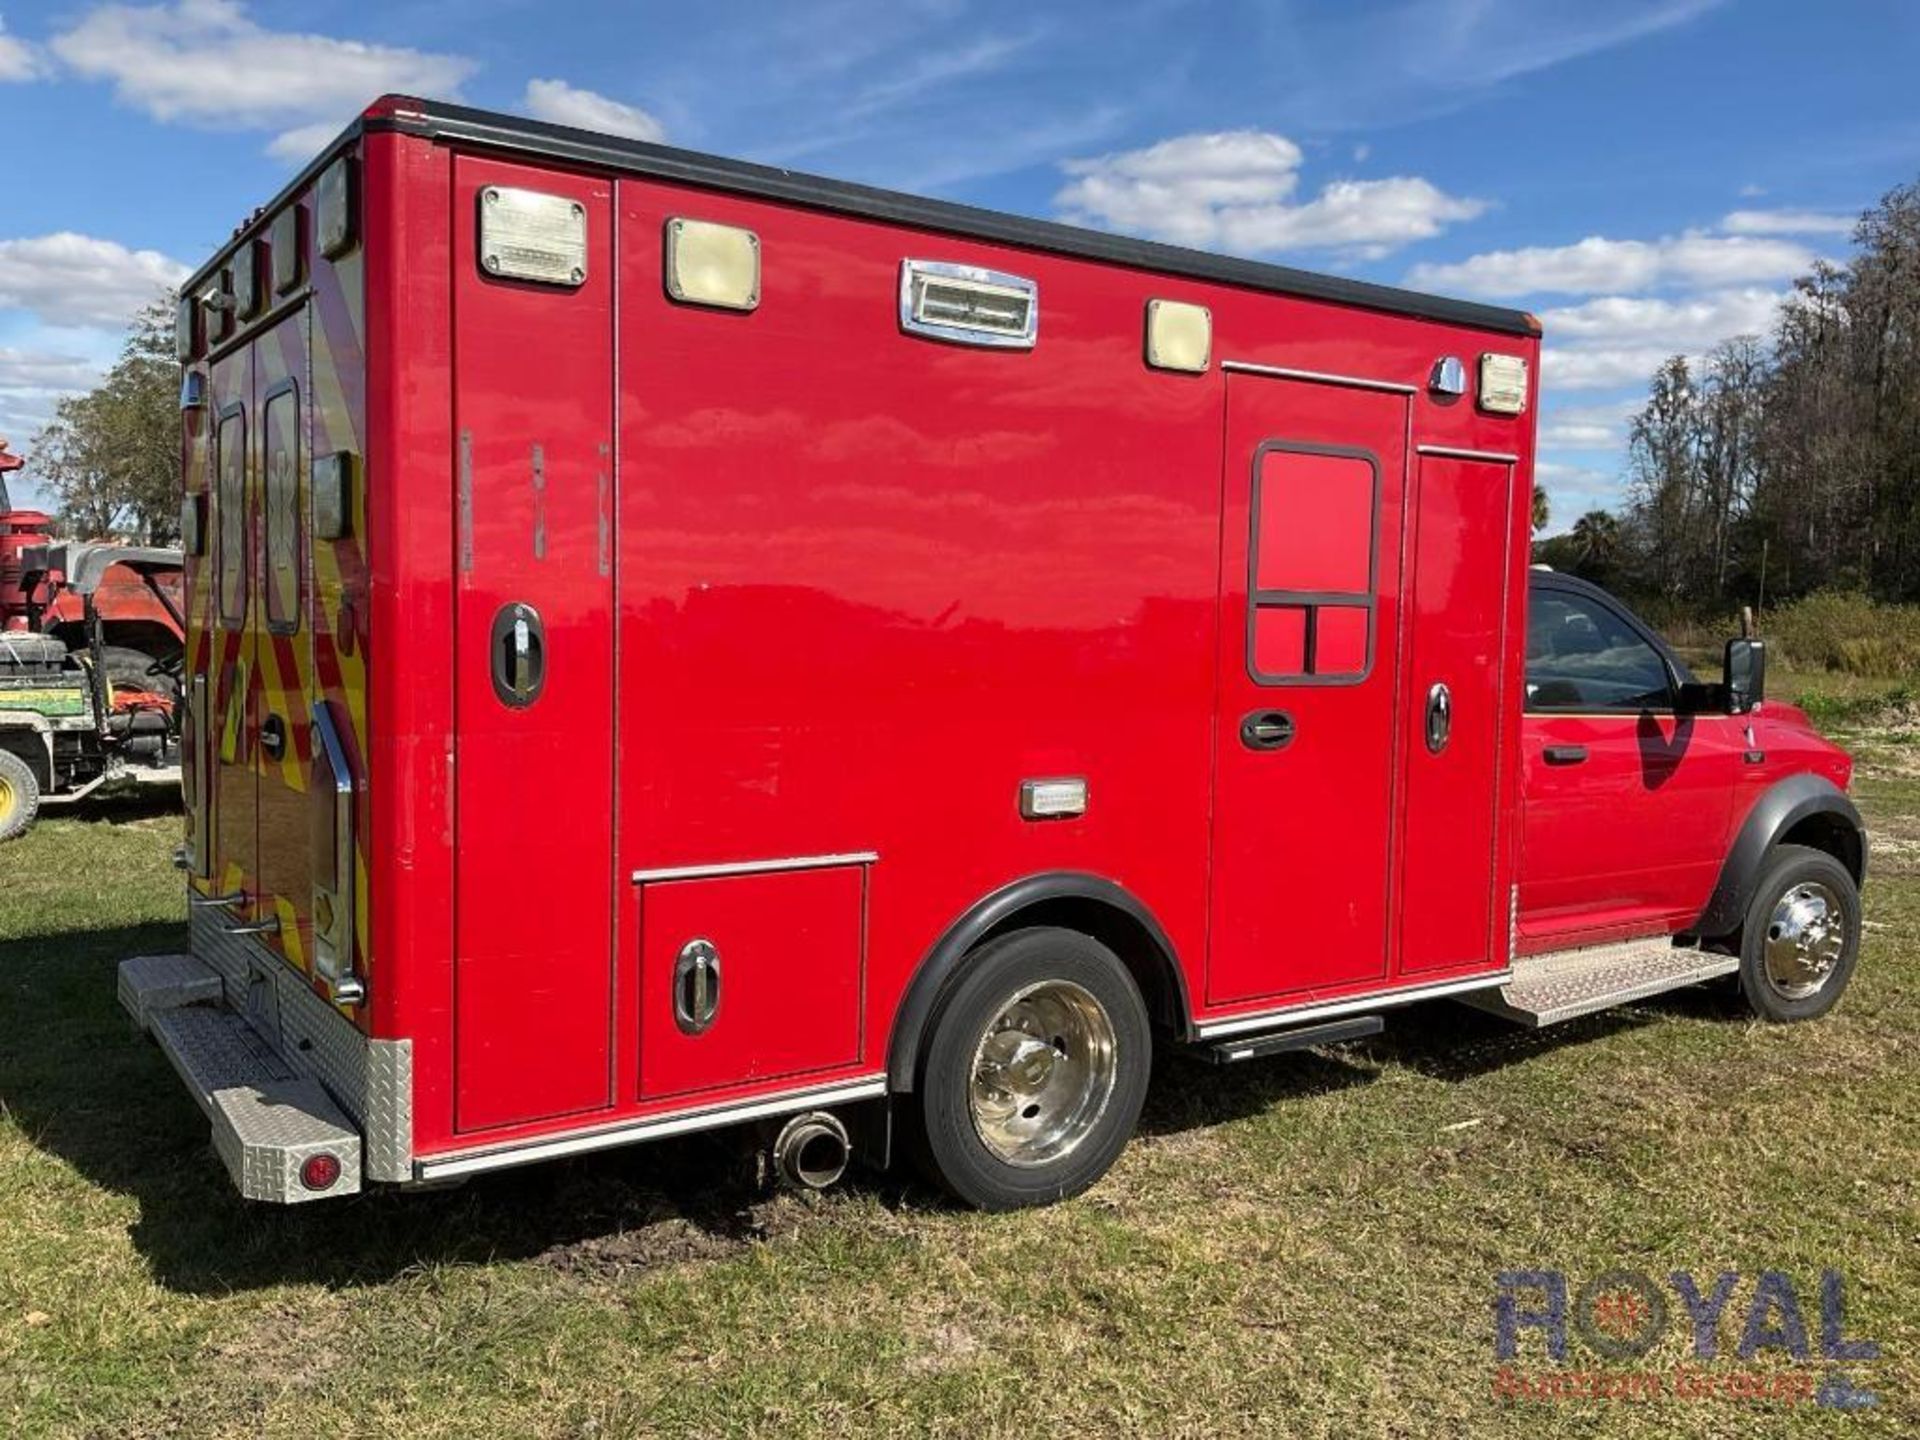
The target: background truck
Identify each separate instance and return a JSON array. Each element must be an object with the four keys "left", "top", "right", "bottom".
[{"left": 119, "top": 96, "right": 1865, "bottom": 1210}]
